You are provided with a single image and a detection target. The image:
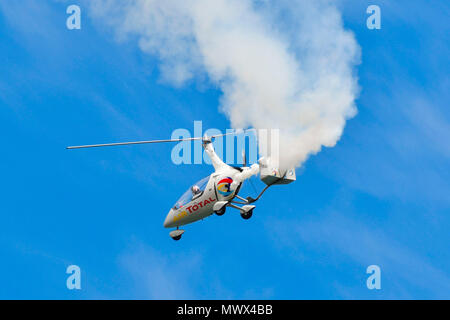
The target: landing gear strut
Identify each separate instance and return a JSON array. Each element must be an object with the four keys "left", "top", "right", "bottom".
[{"left": 228, "top": 203, "right": 256, "bottom": 220}]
